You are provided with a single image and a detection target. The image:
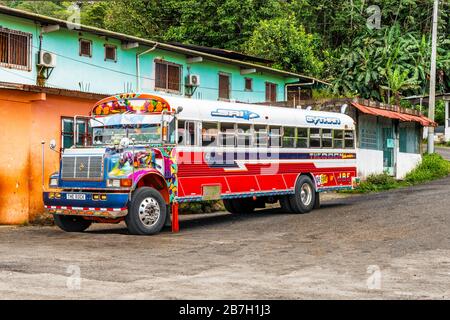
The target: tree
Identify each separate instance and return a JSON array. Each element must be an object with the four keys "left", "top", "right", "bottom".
[
  {"left": 380, "top": 66, "right": 419, "bottom": 105},
  {"left": 244, "top": 16, "right": 324, "bottom": 76}
]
